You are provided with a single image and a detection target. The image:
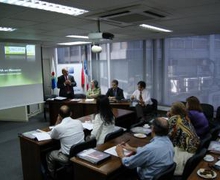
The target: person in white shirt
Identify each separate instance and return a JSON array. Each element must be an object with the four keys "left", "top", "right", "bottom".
[
  {"left": 46, "top": 105, "right": 84, "bottom": 178},
  {"left": 131, "top": 81, "right": 153, "bottom": 121},
  {"left": 90, "top": 95, "right": 115, "bottom": 144}
]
